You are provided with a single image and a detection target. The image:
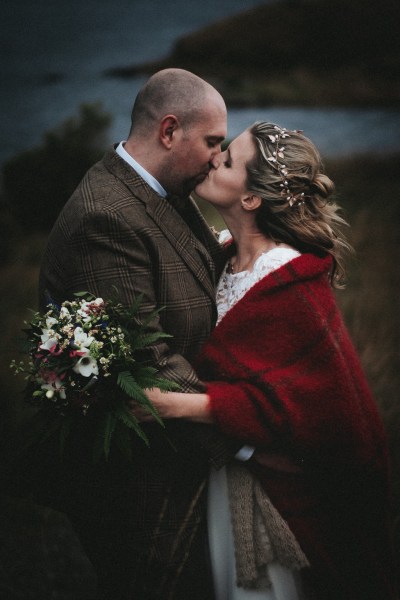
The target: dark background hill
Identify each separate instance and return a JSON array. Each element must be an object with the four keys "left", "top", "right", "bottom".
[{"left": 106, "top": 0, "right": 400, "bottom": 106}]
